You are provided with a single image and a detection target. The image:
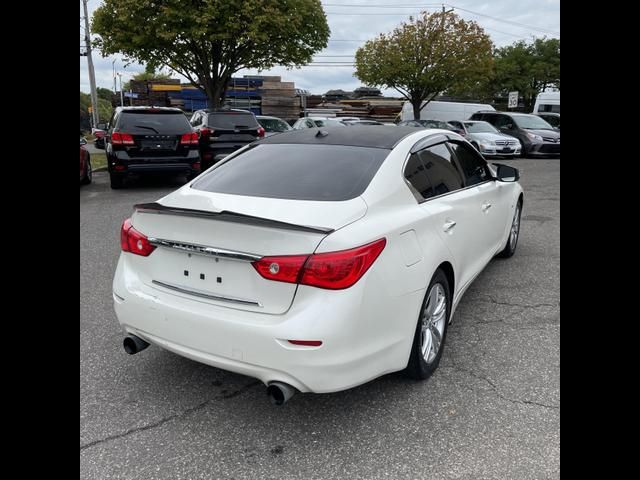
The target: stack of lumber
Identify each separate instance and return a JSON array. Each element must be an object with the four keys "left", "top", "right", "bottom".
[
  {"left": 125, "top": 79, "right": 181, "bottom": 107},
  {"left": 258, "top": 77, "right": 299, "bottom": 120}
]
